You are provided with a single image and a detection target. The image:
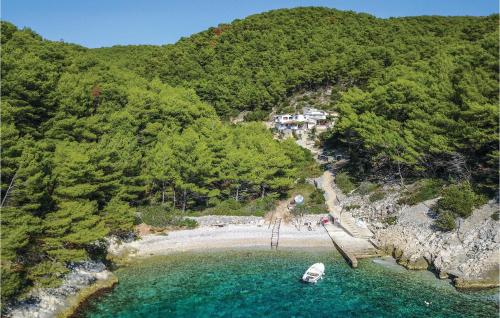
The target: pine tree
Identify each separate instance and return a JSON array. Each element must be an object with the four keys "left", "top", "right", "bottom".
[{"left": 43, "top": 200, "right": 107, "bottom": 263}]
